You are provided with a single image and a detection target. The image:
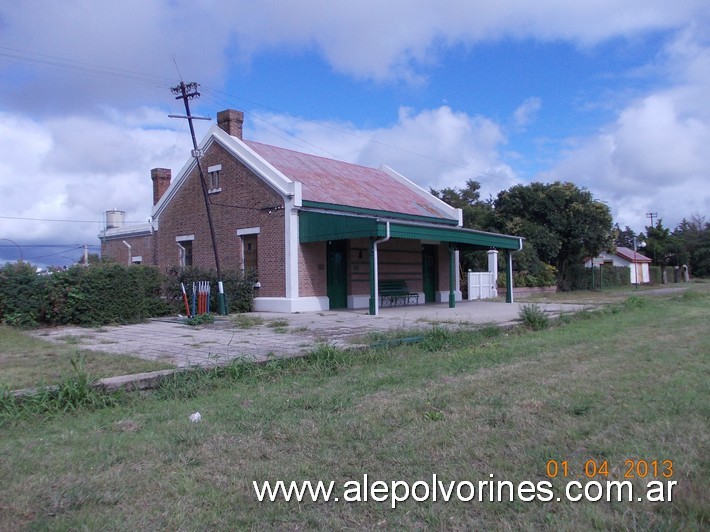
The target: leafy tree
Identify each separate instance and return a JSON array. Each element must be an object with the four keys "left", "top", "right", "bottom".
[
  {"left": 494, "top": 181, "right": 612, "bottom": 290},
  {"left": 431, "top": 179, "right": 496, "bottom": 271},
  {"left": 674, "top": 215, "right": 710, "bottom": 276},
  {"left": 612, "top": 223, "right": 639, "bottom": 249},
  {"left": 430, "top": 179, "right": 495, "bottom": 231},
  {"left": 644, "top": 220, "right": 685, "bottom": 268}
]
